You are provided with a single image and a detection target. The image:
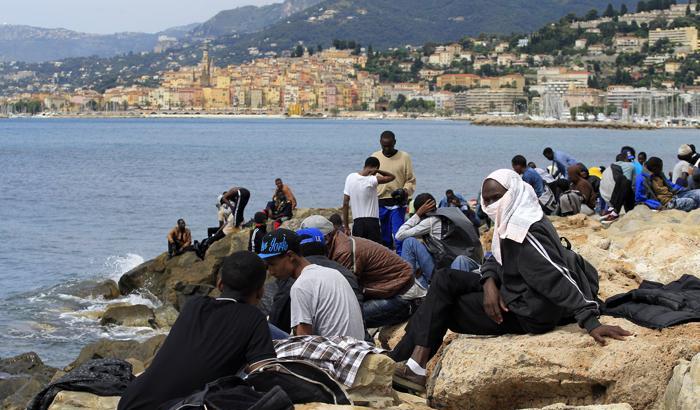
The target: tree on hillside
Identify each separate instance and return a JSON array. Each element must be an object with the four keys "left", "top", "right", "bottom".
[
  {"left": 604, "top": 3, "right": 617, "bottom": 17},
  {"left": 586, "top": 9, "right": 599, "bottom": 20},
  {"left": 293, "top": 45, "right": 304, "bottom": 57},
  {"left": 620, "top": 3, "right": 629, "bottom": 15}
]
